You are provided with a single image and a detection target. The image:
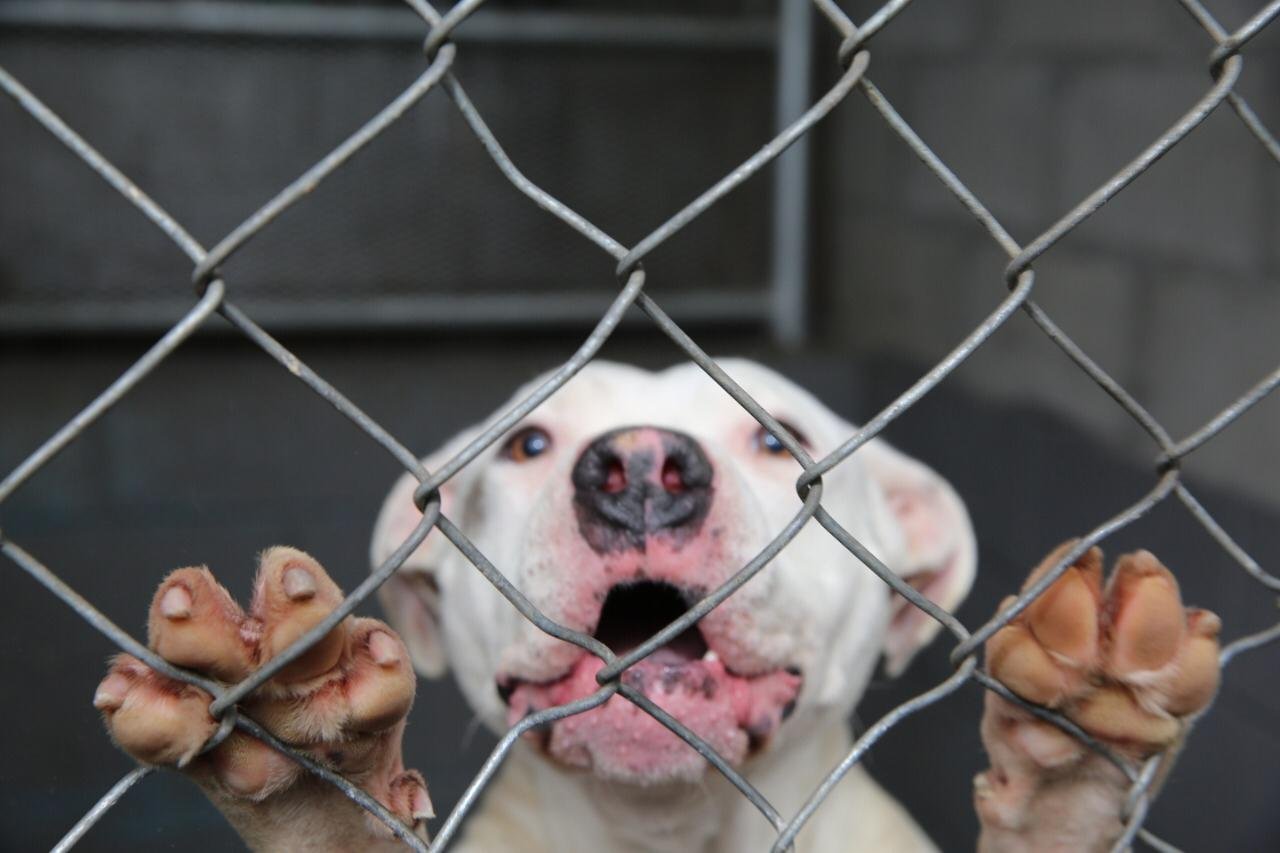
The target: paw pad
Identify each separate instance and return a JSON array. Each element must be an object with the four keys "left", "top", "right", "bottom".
[
  {"left": 987, "top": 542, "right": 1220, "bottom": 755},
  {"left": 976, "top": 543, "right": 1221, "bottom": 847}
]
